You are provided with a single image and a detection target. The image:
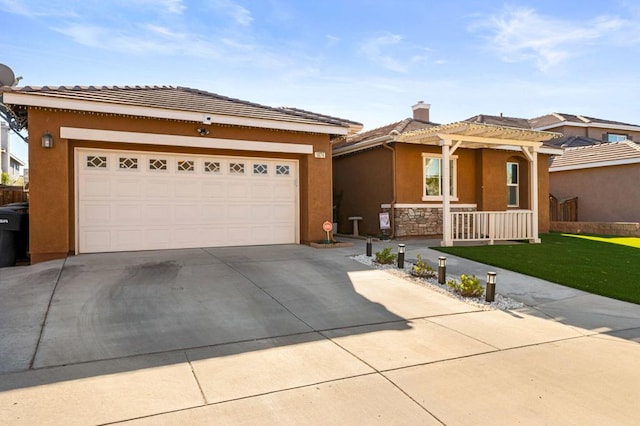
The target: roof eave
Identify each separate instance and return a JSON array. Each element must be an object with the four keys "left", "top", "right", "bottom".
[{"left": 2, "top": 91, "right": 350, "bottom": 136}]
